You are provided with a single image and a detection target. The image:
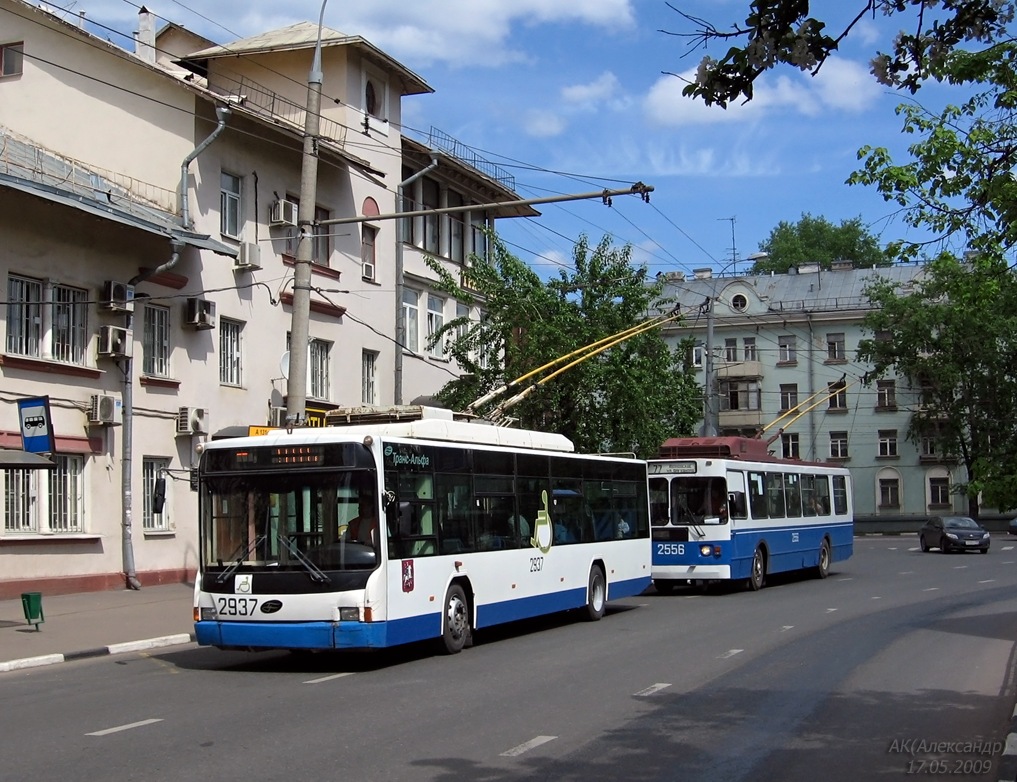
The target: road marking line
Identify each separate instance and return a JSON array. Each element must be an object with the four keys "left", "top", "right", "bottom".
[
  {"left": 907, "top": 547, "right": 920, "bottom": 552},
  {"left": 978, "top": 579, "right": 996, "bottom": 584},
  {"left": 826, "top": 608, "right": 838, "bottom": 613},
  {"left": 836, "top": 577, "right": 853, "bottom": 582},
  {"left": 500, "top": 736, "right": 557, "bottom": 756},
  {"left": 899, "top": 570, "right": 915, "bottom": 574},
  {"left": 719, "top": 649, "right": 743, "bottom": 659},
  {"left": 923, "top": 587, "right": 940, "bottom": 592},
  {"left": 87, "top": 718, "right": 163, "bottom": 736},
  {"left": 304, "top": 672, "right": 355, "bottom": 684},
  {"left": 954, "top": 565, "right": 969, "bottom": 569},
  {"left": 871, "top": 596, "right": 882, "bottom": 600},
  {"left": 781, "top": 625, "right": 794, "bottom": 632},
  {"left": 887, "top": 547, "right": 899, "bottom": 551},
  {"left": 634, "top": 683, "right": 672, "bottom": 697}
]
